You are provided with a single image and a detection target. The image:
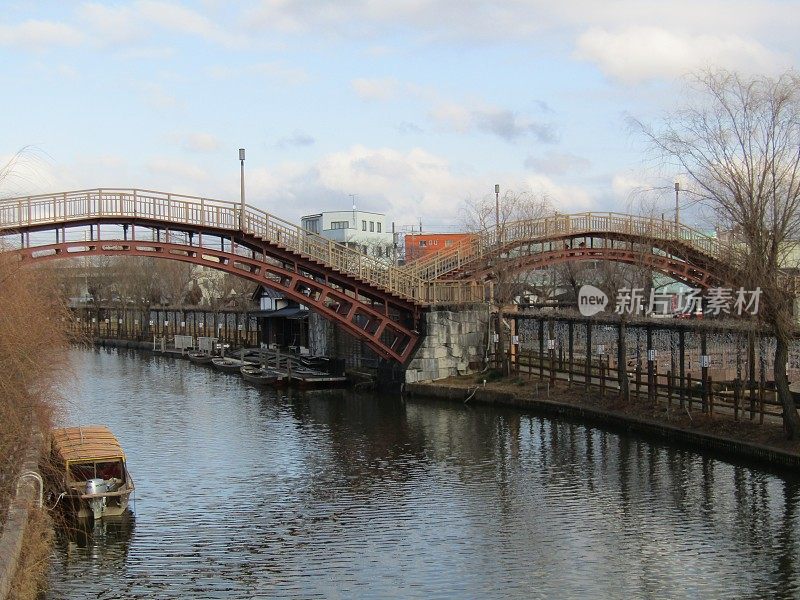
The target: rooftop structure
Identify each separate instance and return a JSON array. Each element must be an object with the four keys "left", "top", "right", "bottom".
[{"left": 301, "top": 210, "right": 395, "bottom": 260}]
